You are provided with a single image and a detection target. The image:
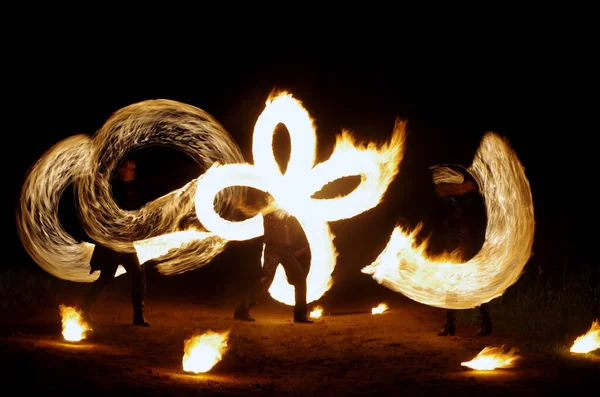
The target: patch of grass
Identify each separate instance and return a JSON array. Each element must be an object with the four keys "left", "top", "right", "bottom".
[
  {"left": 0, "top": 266, "right": 83, "bottom": 311},
  {"left": 458, "top": 263, "right": 600, "bottom": 352},
  {"left": 548, "top": 344, "right": 600, "bottom": 364}
]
